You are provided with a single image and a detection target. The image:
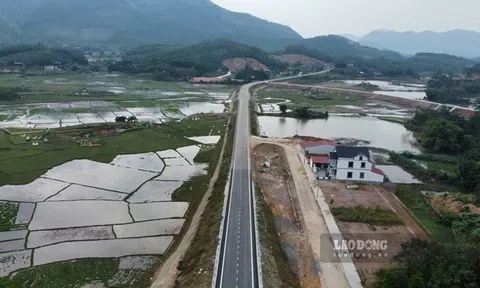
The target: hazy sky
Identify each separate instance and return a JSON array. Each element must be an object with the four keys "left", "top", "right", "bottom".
[{"left": 212, "top": 0, "right": 480, "bottom": 38}]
